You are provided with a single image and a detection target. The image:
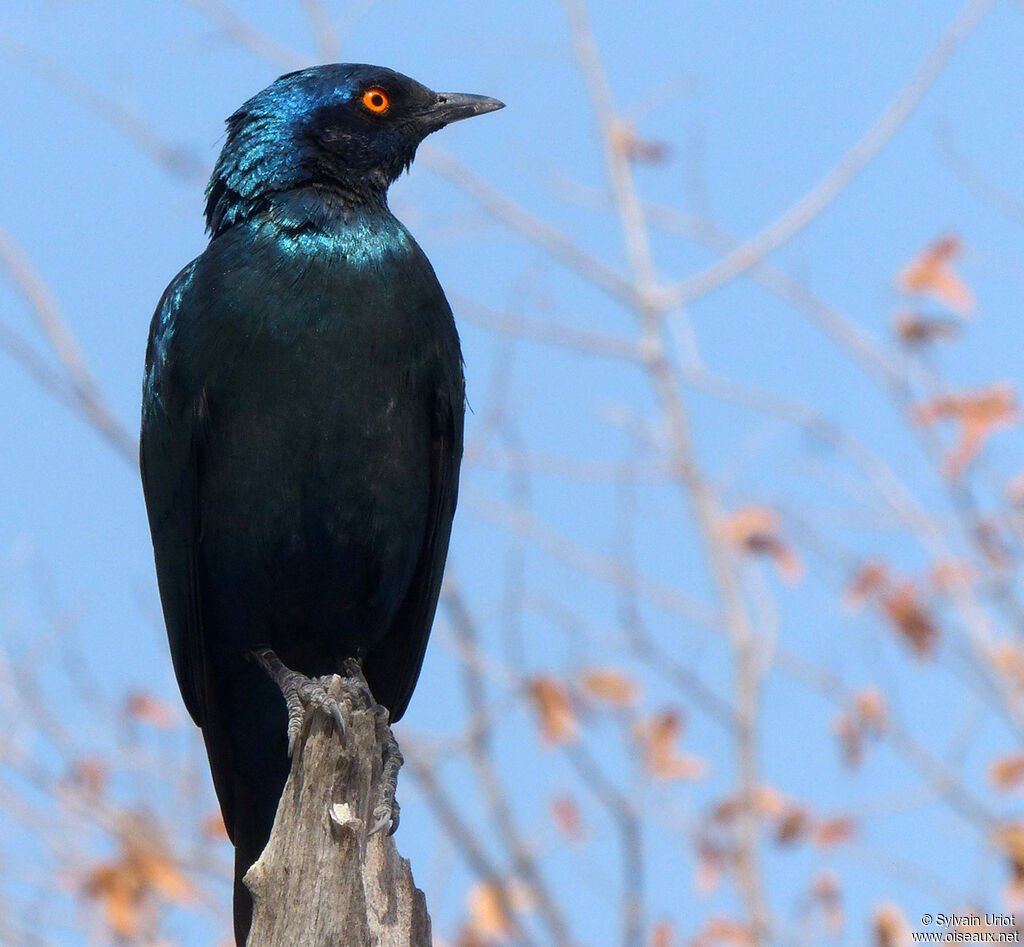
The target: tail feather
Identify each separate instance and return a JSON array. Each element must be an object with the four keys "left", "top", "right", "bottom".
[{"left": 229, "top": 778, "right": 281, "bottom": 945}]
